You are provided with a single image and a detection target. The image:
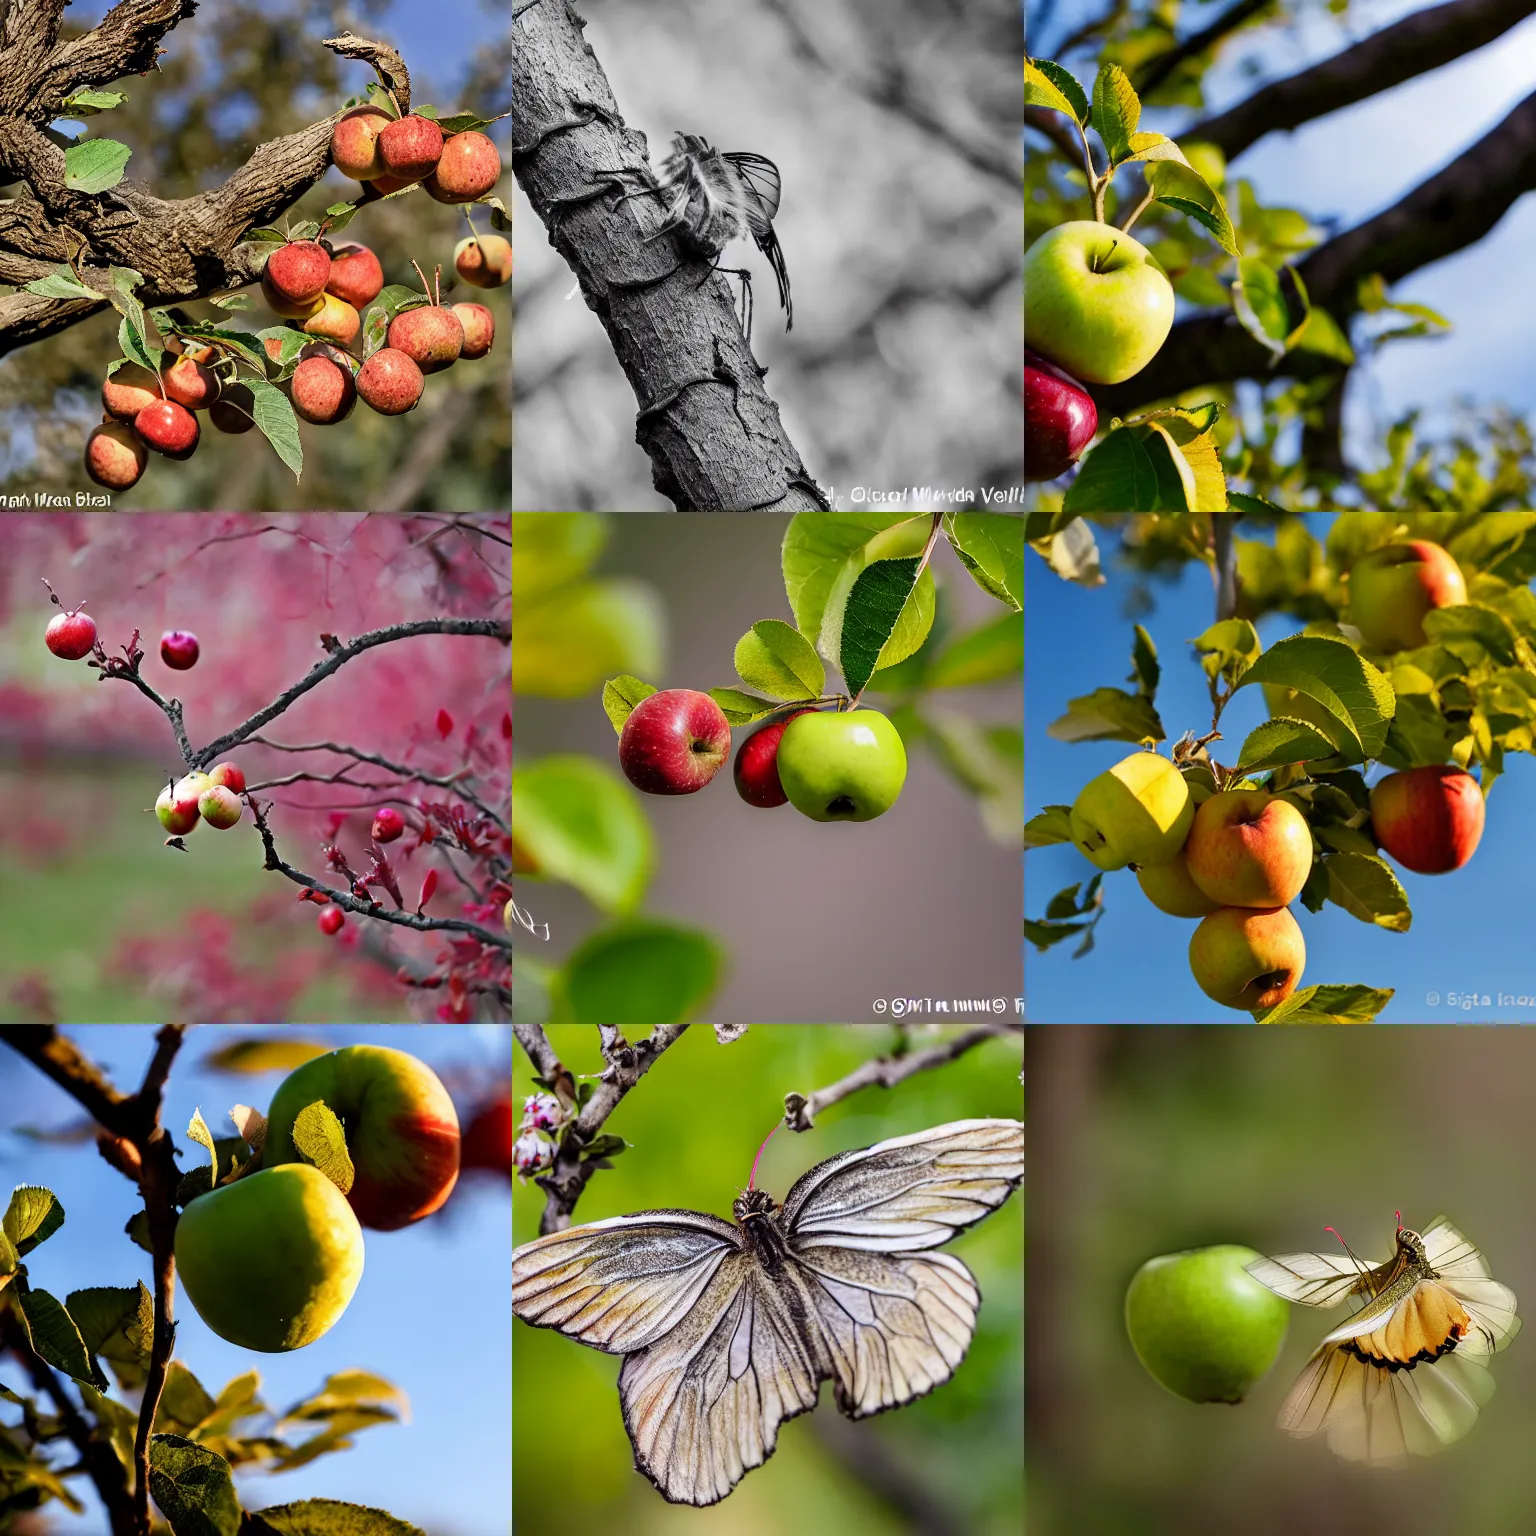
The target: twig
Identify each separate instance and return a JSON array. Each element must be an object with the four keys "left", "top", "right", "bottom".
[
  {"left": 516, "top": 1025, "right": 691, "bottom": 1232},
  {"left": 0, "top": 1024, "right": 188, "bottom": 1536},
  {"left": 783, "top": 1024, "right": 1021, "bottom": 1131}
]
